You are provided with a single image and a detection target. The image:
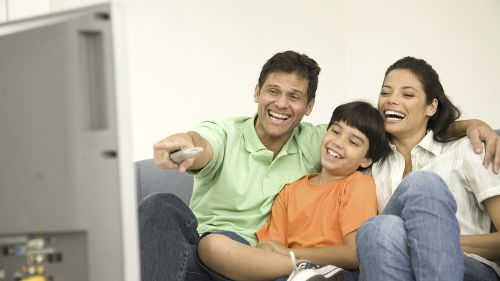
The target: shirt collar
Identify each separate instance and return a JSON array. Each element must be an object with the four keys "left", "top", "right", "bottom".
[
  {"left": 416, "top": 130, "right": 444, "bottom": 156},
  {"left": 389, "top": 130, "right": 444, "bottom": 156},
  {"left": 243, "top": 114, "right": 299, "bottom": 155}
]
